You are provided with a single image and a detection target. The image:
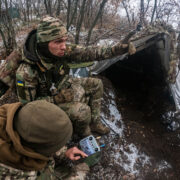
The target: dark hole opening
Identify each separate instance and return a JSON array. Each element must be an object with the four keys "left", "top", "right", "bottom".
[{"left": 102, "top": 45, "right": 175, "bottom": 123}]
